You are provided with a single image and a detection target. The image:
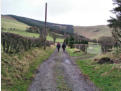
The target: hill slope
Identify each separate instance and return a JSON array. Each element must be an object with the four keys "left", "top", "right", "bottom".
[
  {"left": 2, "top": 15, "right": 112, "bottom": 40},
  {"left": 74, "top": 25, "right": 112, "bottom": 39},
  {"left": 1, "top": 15, "right": 40, "bottom": 38},
  {"left": 7, "top": 15, "right": 74, "bottom": 34},
  {"left": 1, "top": 15, "right": 29, "bottom": 31},
  {"left": 1, "top": 15, "right": 64, "bottom": 42}
]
